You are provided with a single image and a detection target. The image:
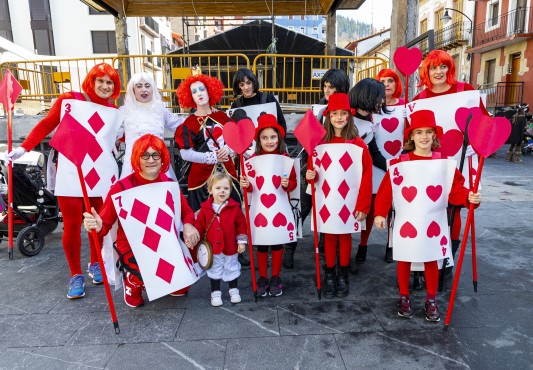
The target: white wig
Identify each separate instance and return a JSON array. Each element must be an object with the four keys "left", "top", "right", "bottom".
[{"left": 123, "top": 72, "right": 166, "bottom": 117}]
